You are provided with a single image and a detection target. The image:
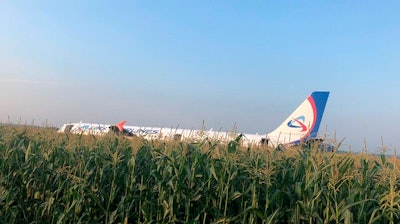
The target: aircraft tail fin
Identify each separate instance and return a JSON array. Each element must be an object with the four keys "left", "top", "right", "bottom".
[{"left": 267, "top": 91, "right": 329, "bottom": 146}]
